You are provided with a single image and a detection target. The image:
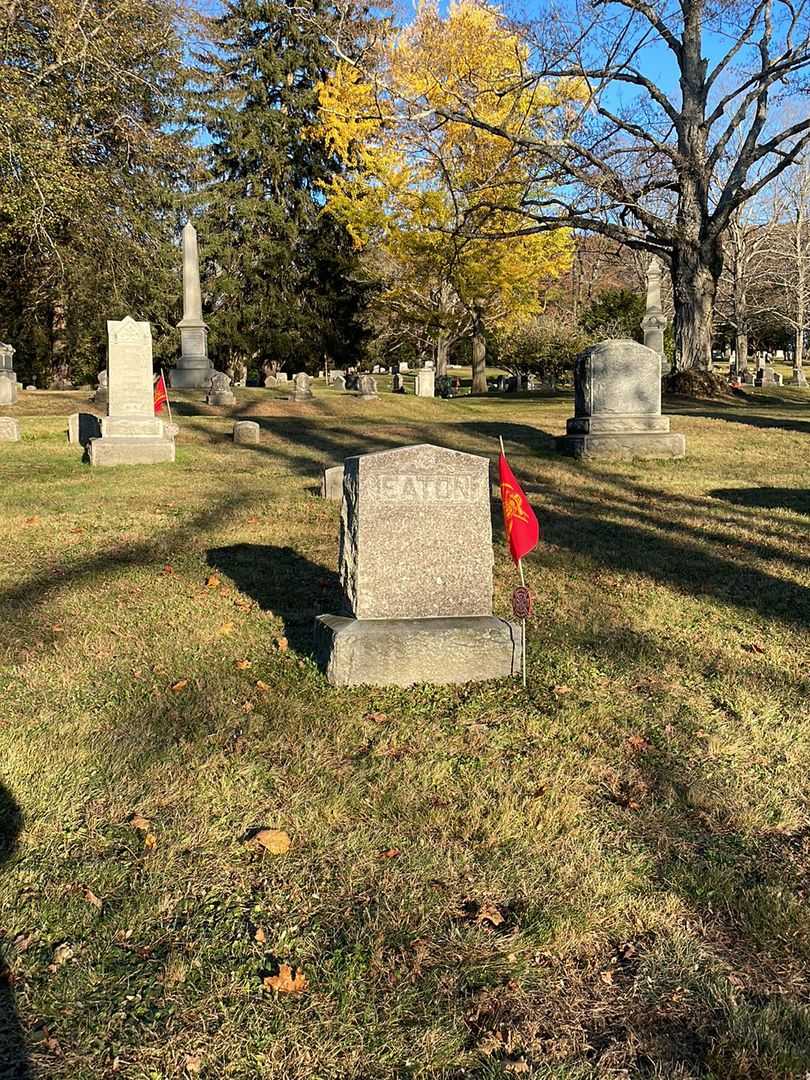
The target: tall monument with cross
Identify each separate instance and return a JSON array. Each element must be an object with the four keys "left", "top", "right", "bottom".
[
  {"left": 172, "top": 221, "right": 211, "bottom": 388},
  {"left": 641, "top": 256, "right": 668, "bottom": 363}
]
